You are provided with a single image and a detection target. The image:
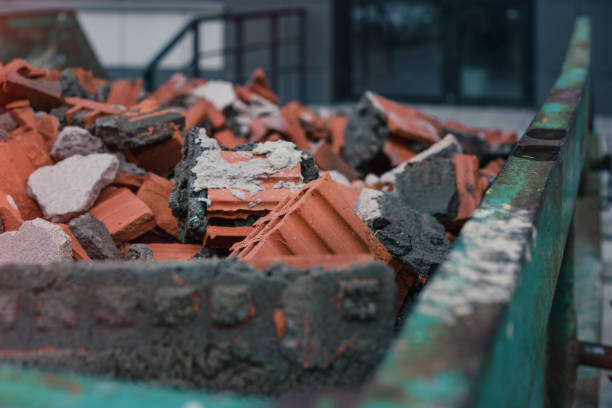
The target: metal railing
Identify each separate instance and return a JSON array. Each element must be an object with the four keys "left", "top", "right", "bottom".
[{"left": 142, "top": 9, "right": 307, "bottom": 101}]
